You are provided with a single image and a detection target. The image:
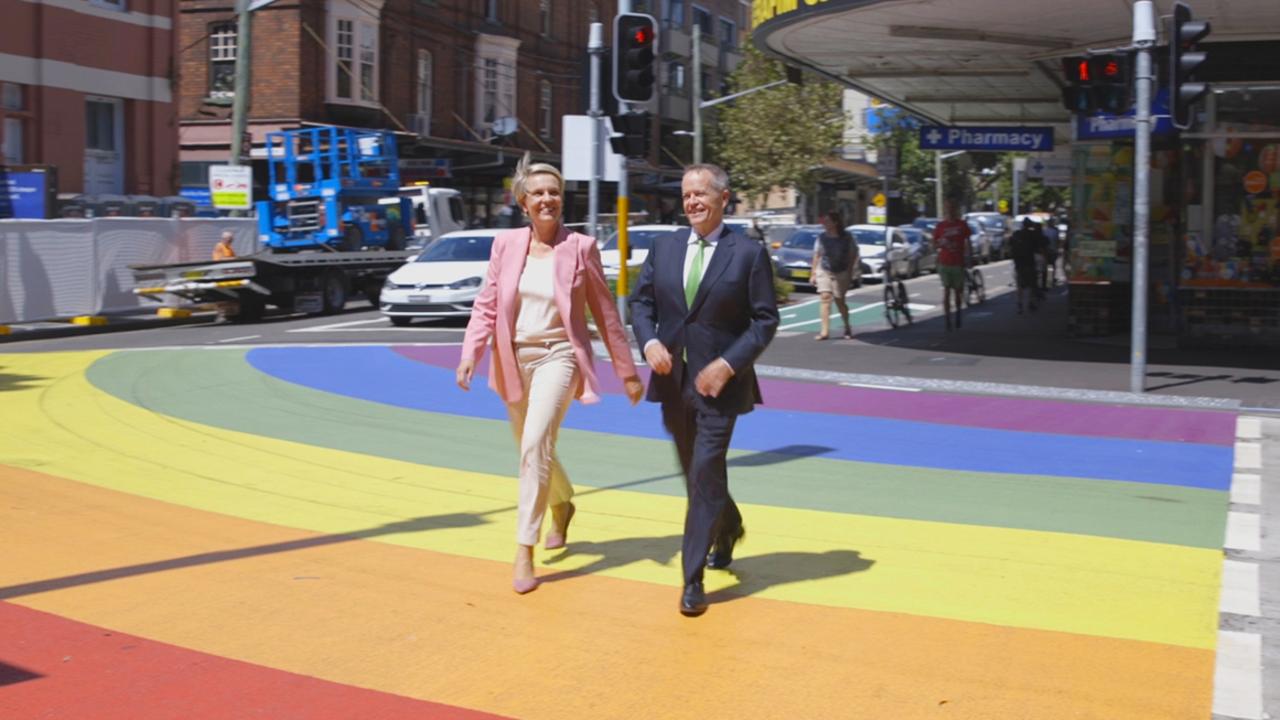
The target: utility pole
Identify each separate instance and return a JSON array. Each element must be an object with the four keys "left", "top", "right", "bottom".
[
  {"left": 1129, "top": 0, "right": 1156, "bottom": 393},
  {"left": 935, "top": 151, "right": 943, "bottom": 216},
  {"left": 692, "top": 31, "right": 702, "bottom": 164},
  {"left": 587, "top": 22, "right": 603, "bottom": 241},
  {"left": 229, "top": 0, "right": 252, "bottom": 167},
  {"left": 615, "top": 0, "right": 633, "bottom": 321}
]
